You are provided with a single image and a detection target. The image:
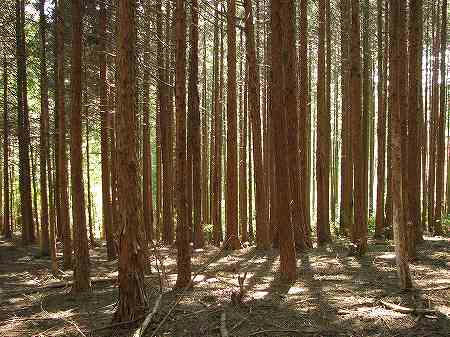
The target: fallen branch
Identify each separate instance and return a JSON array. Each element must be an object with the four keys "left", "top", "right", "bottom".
[
  {"left": 91, "top": 316, "right": 144, "bottom": 332},
  {"left": 247, "top": 329, "right": 301, "bottom": 336},
  {"left": 133, "top": 294, "right": 162, "bottom": 337},
  {"left": 419, "top": 285, "right": 450, "bottom": 292},
  {"left": 149, "top": 237, "right": 233, "bottom": 337},
  {"left": 220, "top": 312, "right": 228, "bottom": 337},
  {"left": 2, "top": 277, "right": 117, "bottom": 298},
  {"left": 380, "top": 300, "right": 436, "bottom": 314}
]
